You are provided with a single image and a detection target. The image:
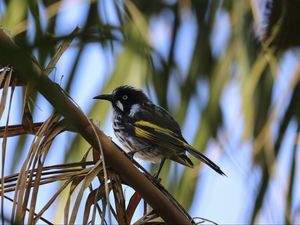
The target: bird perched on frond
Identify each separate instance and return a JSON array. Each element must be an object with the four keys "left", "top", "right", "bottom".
[{"left": 94, "top": 85, "right": 225, "bottom": 177}]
